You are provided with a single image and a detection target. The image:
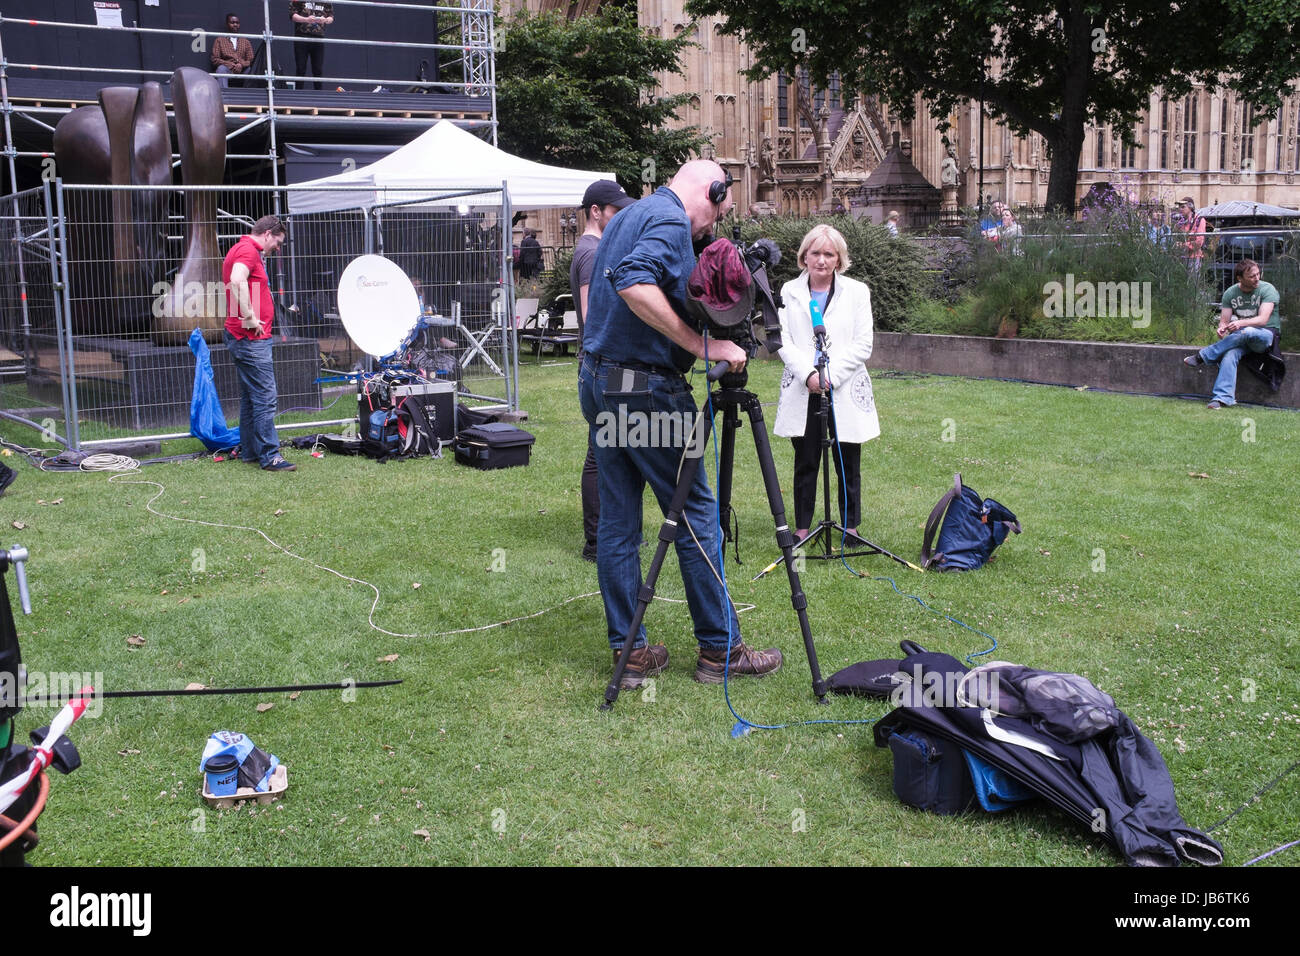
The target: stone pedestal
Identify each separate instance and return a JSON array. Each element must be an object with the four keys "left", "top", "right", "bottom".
[
  {"left": 941, "top": 185, "right": 962, "bottom": 226},
  {"left": 31, "top": 333, "right": 321, "bottom": 431}
]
